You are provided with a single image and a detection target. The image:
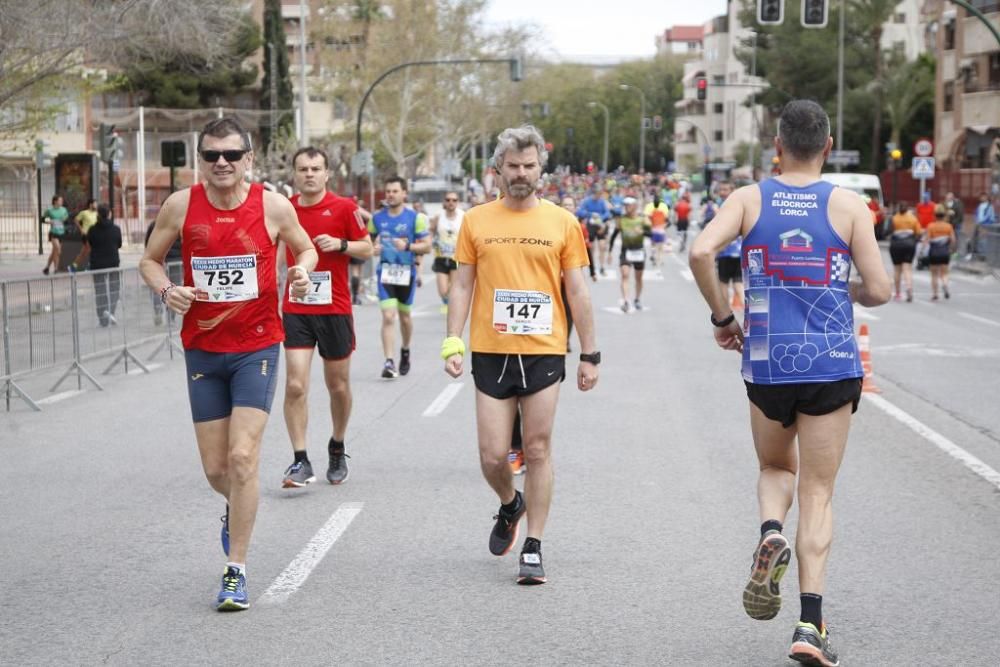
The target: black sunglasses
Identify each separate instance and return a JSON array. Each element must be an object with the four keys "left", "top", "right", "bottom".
[
  {"left": 444, "top": 198, "right": 458, "bottom": 202},
  {"left": 200, "top": 149, "right": 248, "bottom": 163}
]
